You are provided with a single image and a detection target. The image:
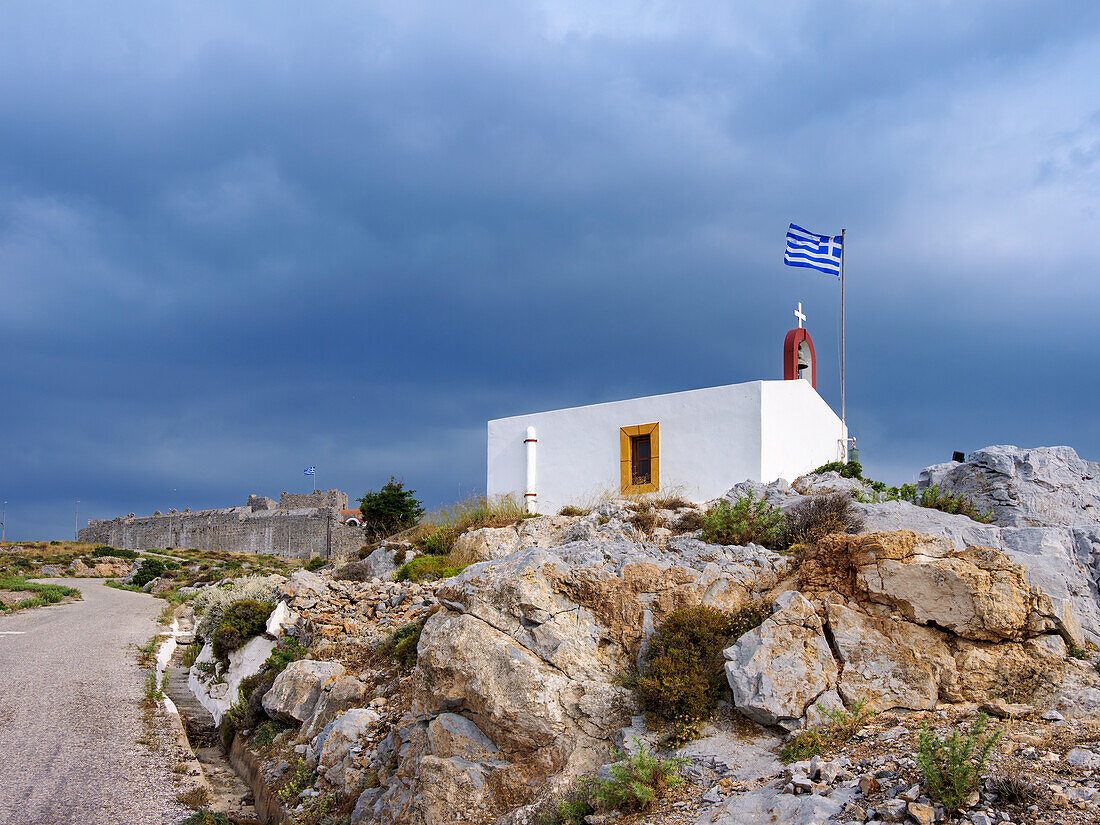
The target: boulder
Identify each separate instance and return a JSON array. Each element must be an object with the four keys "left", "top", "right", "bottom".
[
  {"left": 316, "top": 708, "right": 381, "bottom": 788},
  {"left": 824, "top": 602, "right": 943, "bottom": 711},
  {"left": 450, "top": 526, "right": 521, "bottom": 565},
  {"left": 266, "top": 601, "right": 299, "bottom": 637},
  {"left": 723, "top": 591, "right": 838, "bottom": 727},
  {"left": 301, "top": 675, "right": 368, "bottom": 741},
  {"left": 262, "top": 660, "right": 346, "bottom": 724},
  {"left": 345, "top": 543, "right": 417, "bottom": 581}
]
